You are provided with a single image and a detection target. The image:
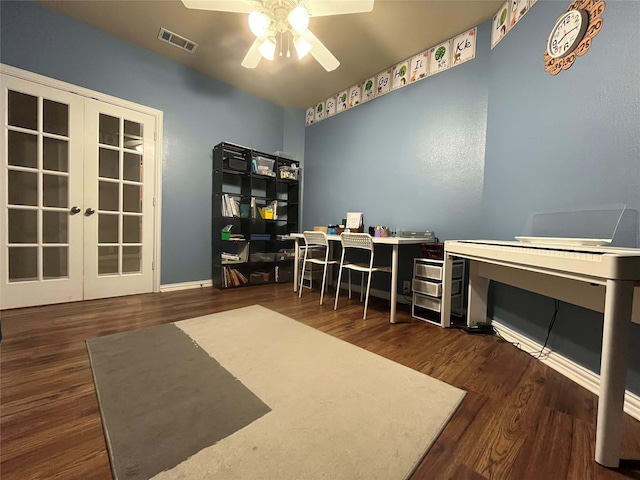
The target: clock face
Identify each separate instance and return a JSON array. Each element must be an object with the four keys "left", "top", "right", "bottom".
[
  {"left": 543, "top": 0, "right": 606, "bottom": 76},
  {"left": 547, "top": 9, "right": 589, "bottom": 59}
]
